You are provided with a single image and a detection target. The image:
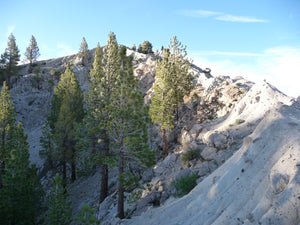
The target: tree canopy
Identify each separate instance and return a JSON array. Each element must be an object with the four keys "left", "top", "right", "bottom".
[{"left": 24, "top": 35, "right": 40, "bottom": 73}]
